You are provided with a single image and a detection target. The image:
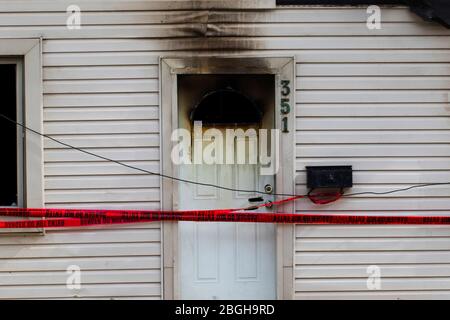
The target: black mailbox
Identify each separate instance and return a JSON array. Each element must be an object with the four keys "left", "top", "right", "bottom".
[{"left": 306, "top": 166, "right": 353, "bottom": 189}]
